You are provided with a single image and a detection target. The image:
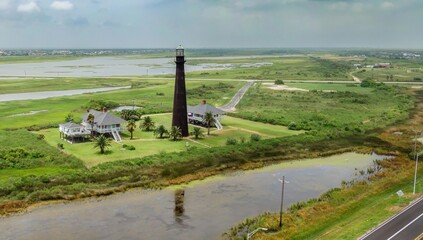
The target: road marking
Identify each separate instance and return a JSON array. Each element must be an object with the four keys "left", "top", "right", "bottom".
[
  {"left": 359, "top": 196, "right": 423, "bottom": 239},
  {"left": 387, "top": 213, "right": 423, "bottom": 240}
]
